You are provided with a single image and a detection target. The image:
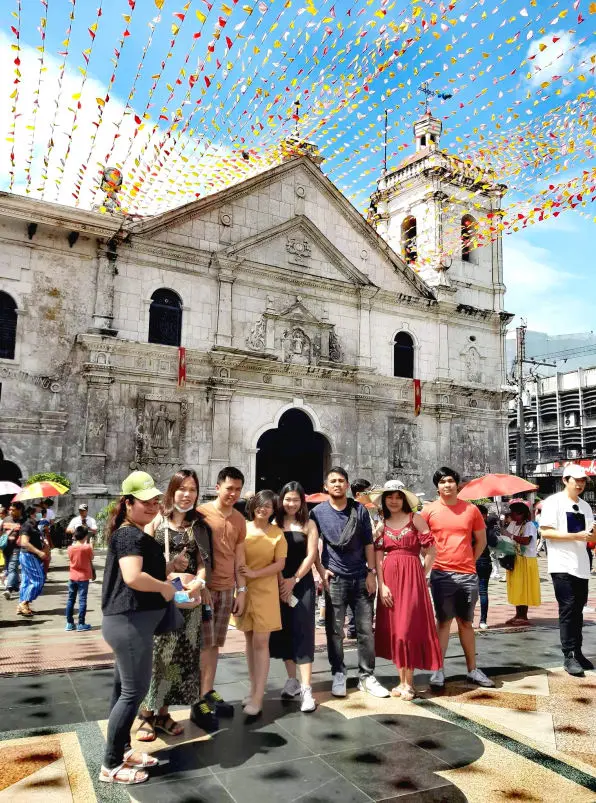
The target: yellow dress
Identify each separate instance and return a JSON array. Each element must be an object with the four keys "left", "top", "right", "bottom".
[{"left": 235, "top": 522, "right": 287, "bottom": 633}]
